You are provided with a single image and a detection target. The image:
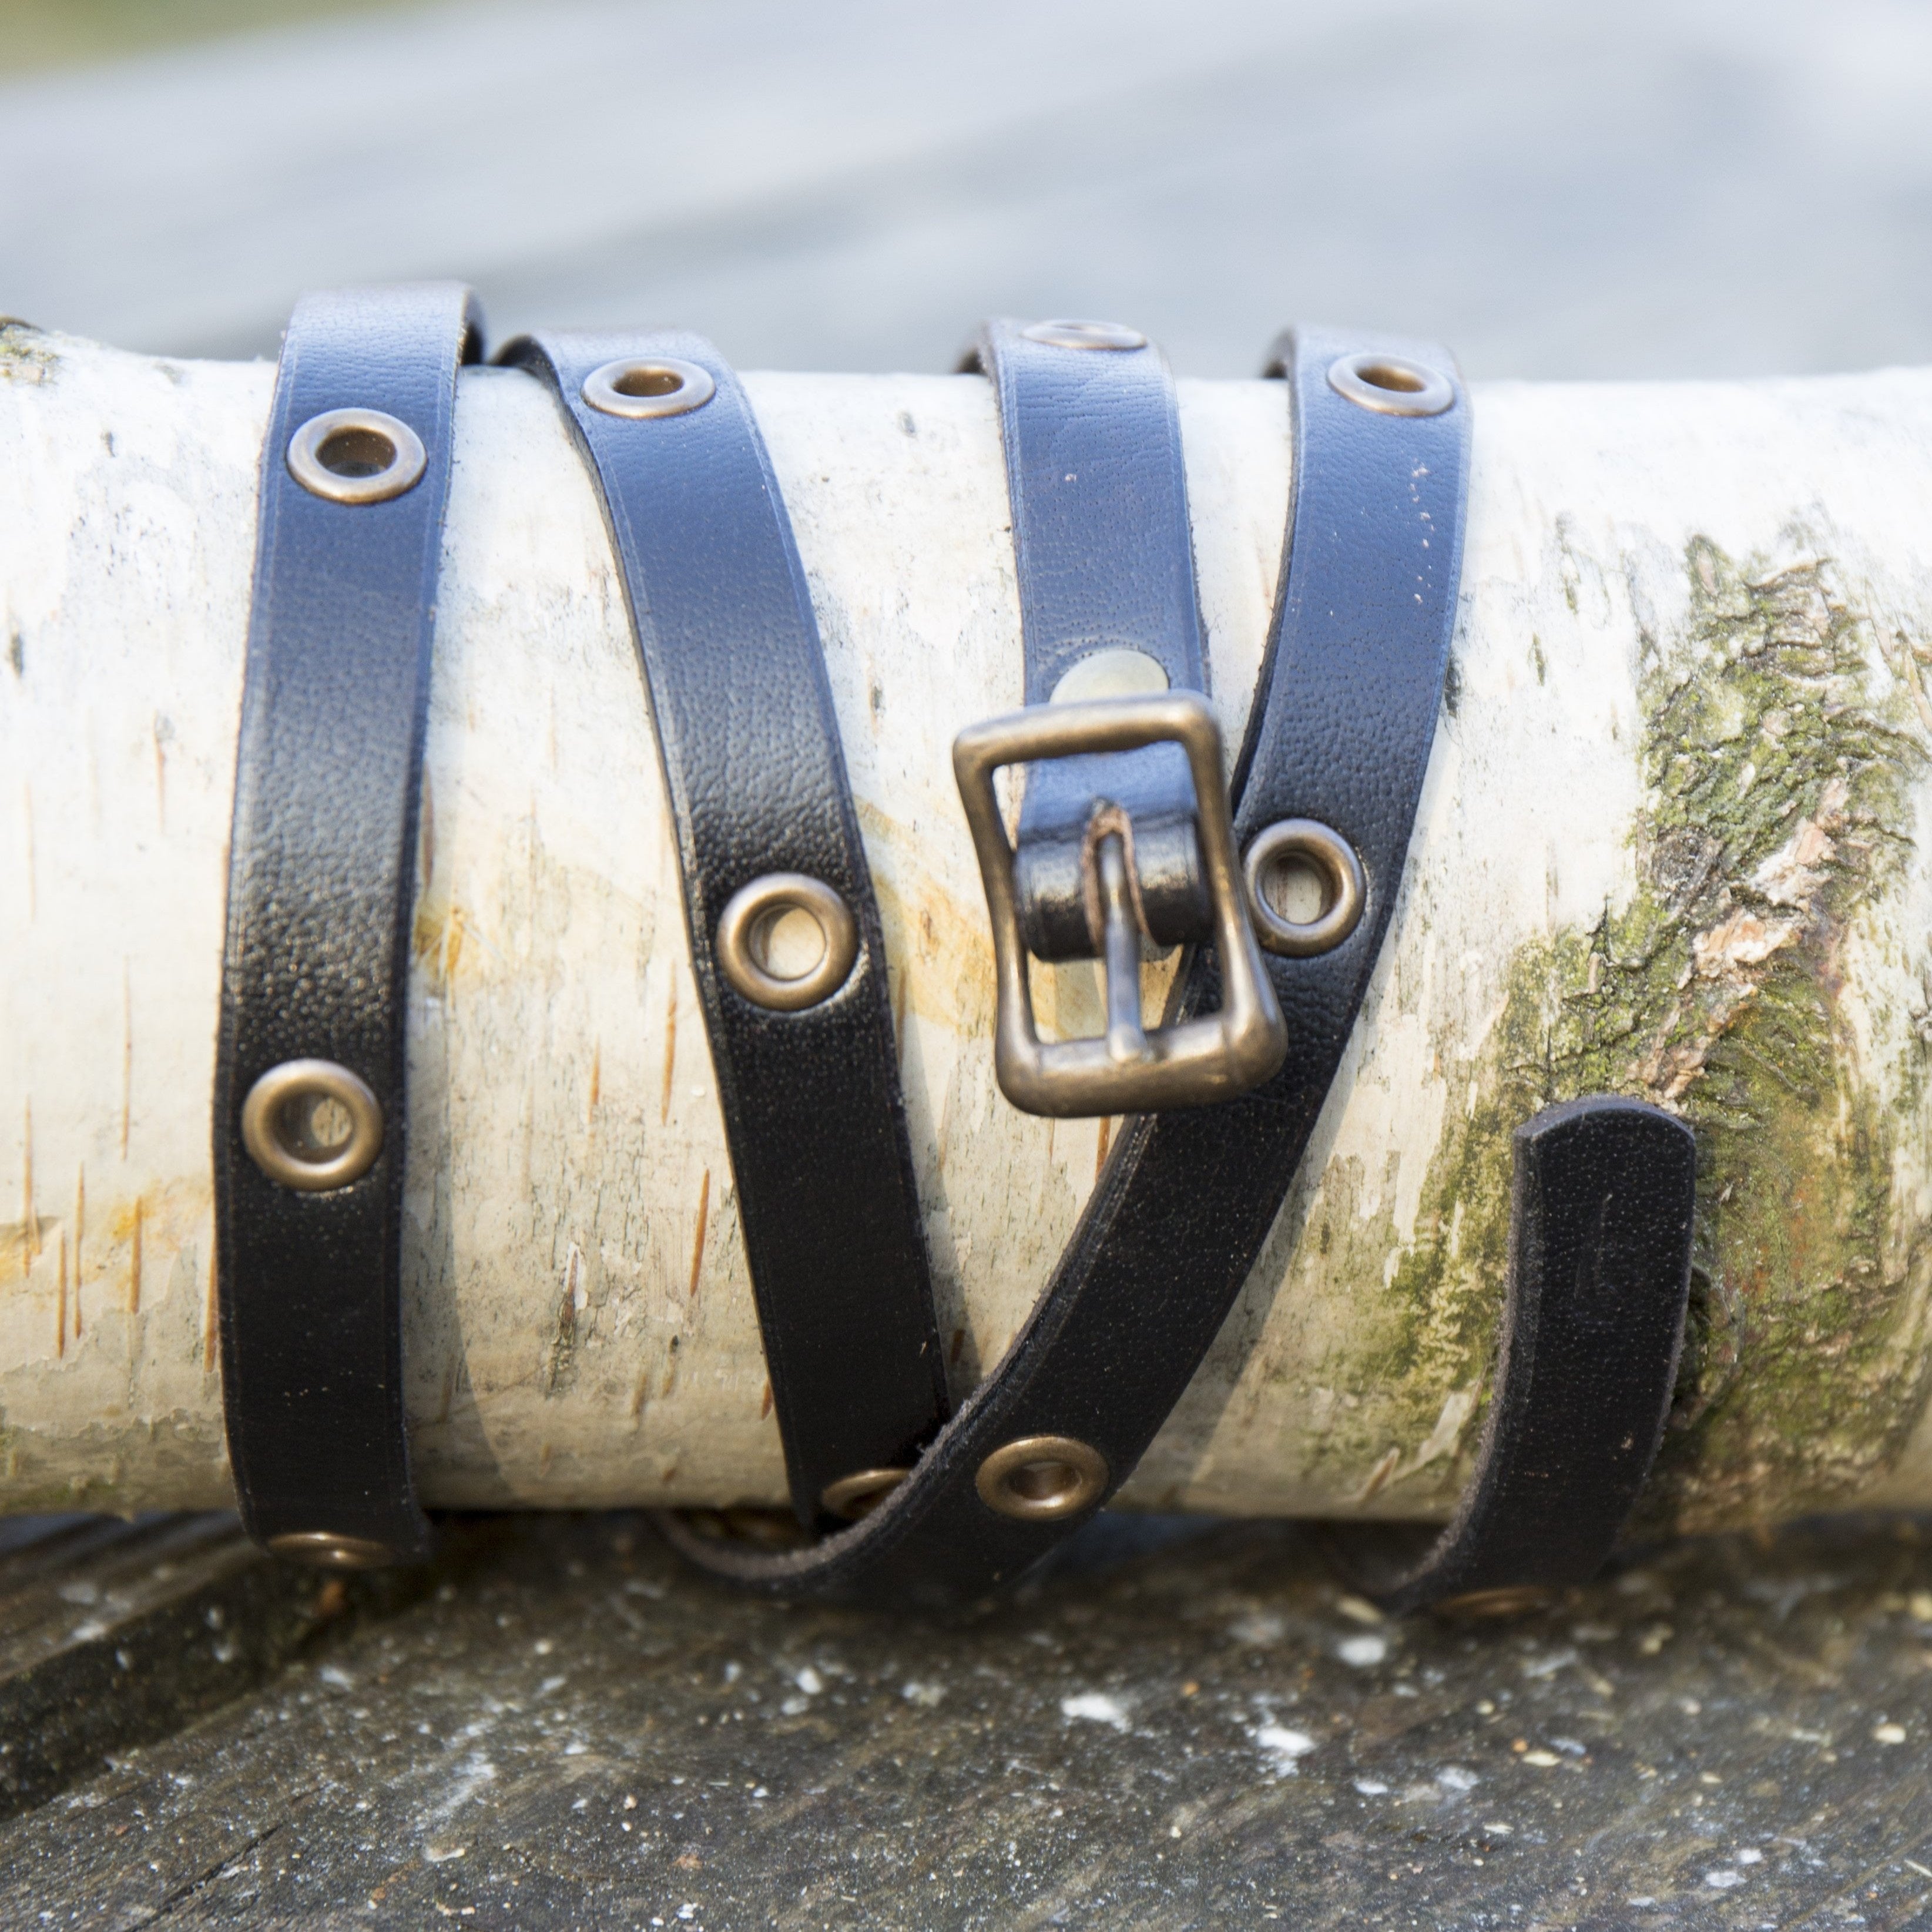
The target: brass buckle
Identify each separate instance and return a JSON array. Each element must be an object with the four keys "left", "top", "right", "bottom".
[{"left": 952, "top": 692, "right": 1286, "bottom": 1118}]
